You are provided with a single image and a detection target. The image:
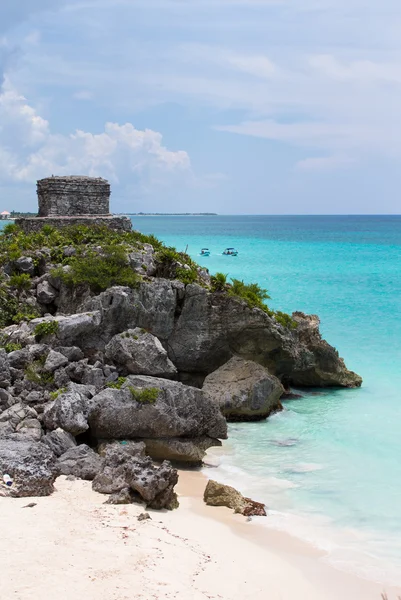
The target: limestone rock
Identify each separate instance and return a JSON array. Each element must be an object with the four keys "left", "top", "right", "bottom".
[
  {"left": 97, "top": 440, "right": 146, "bottom": 458},
  {"left": 42, "top": 428, "right": 77, "bottom": 457},
  {"left": 88, "top": 375, "right": 227, "bottom": 442},
  {"left": 37, "top": 280, "right": 58, "bottom": 304},
  {"left": 92, "top": 445, "right": 178, "bottom": 510},
  {"left": 0, "top": 437, "right": 56, "bottom": 497},
  {"left": 43, "top": 389, "right": 94, "bottom": 435},
  {"left": 167, "top": 285, "right": 362, "bottom": 388},
  {"left": 44, "top": 350, "right": 69, "bottom": 373},
  {"left": 15, "top": 418, "right": 43, "bottom": 441},
  {"left": 203, "top": 480, "right": 266, "bottom": 517},
  {"left": 7, "top": 348, "right": 30, "bottom": 370},
  {"left": 104, "top": 488, "right": 134, "bottom": 505},
  {"left": 105, "top": 328, "right": 177, "bottom": 378},
  {"left": 202, "top": 356, "right": 284, "bottom": 421},
  {"left": 57, "top": 445, "right": 104, "bottom": 480},
  {"left": 82, "top": 279, "right": 178, "bottom": 345},
  {"left": 15, "top": 256, "right": 35, "bottom": 276},
  {"left": 128, "top": 244, "right": 156, "bottom": 276},
  {"left": 0, "top": 349, "right": 11, "bottom": 388},
  {"left": 142, "top": 436, "right": 221, "bottom": 465}
]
